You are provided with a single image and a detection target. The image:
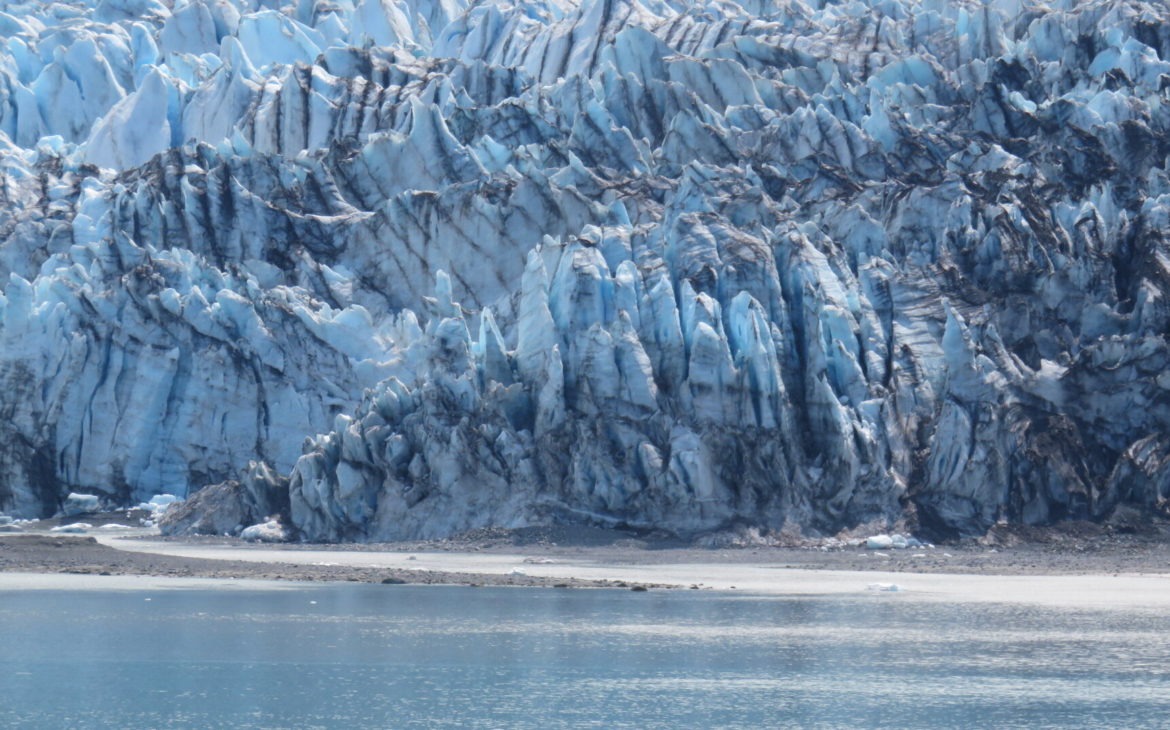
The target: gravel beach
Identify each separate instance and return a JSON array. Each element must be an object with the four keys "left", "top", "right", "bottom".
[{"left": 3, "top": 516, "right": 1169, "bottom": 593}]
